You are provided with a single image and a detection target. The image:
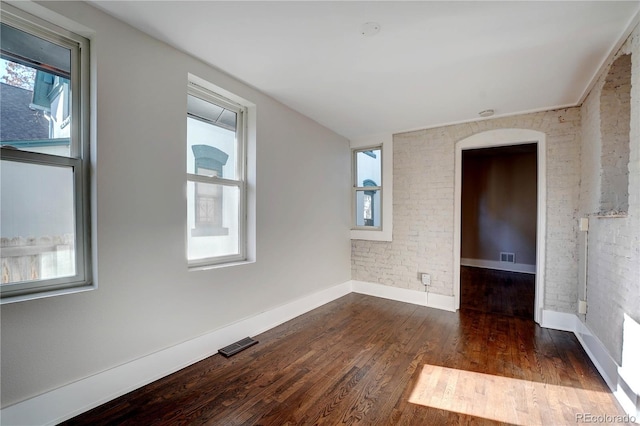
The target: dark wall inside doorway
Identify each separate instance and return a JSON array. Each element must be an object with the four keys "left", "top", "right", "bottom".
[{"left": 461, "top": 144, "right": 537, "bottom": 266}]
